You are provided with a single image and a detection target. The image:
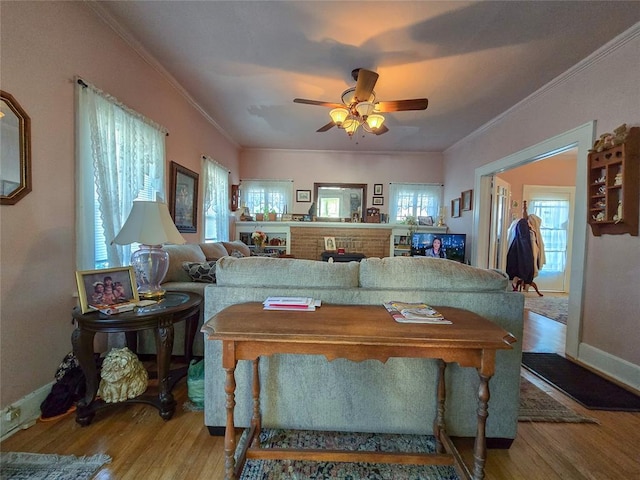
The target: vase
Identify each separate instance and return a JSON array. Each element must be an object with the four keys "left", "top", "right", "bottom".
[{"left": 254, "top": 243, "right": 264, "bottom": 254}]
